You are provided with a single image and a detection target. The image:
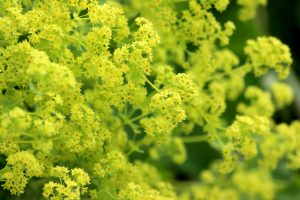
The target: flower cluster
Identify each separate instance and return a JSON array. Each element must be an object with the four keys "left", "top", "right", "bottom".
[
  {"left": 0, "top": 0, "right": 299, "bottom": 199},
  {"left": 245, "top": 36, "right": 292, "bottom": 79}
]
